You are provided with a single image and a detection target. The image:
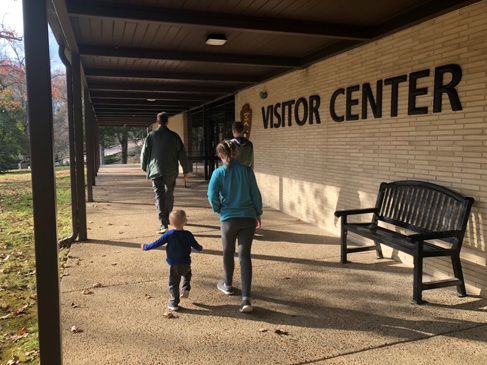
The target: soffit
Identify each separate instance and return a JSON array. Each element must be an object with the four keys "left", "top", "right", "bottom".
[{"left": 49, "top": 0, "right": 480, "bottom": 127}]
